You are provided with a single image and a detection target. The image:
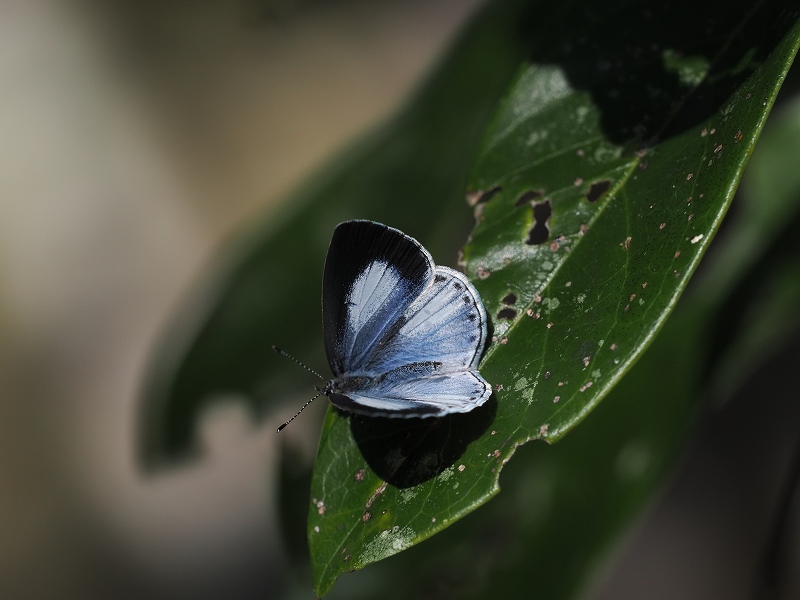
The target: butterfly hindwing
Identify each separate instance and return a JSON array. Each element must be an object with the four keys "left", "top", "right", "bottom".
[
  {"left": 362, "top": 266, "right": 488, "bottom": 374},
  {"left": 329, "top": 363, "right": 492, "bottom": 418}
]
